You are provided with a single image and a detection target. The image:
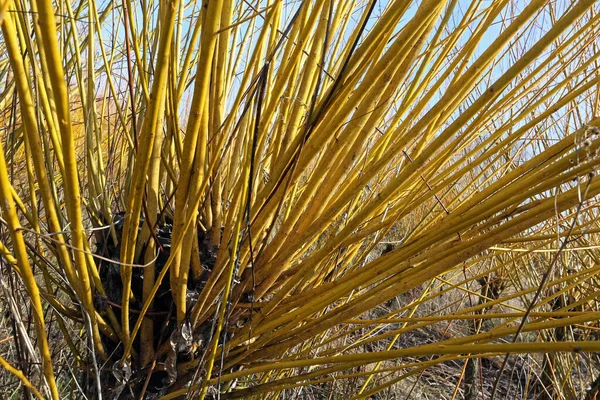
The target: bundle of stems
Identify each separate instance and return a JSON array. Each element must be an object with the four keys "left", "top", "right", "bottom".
[{"left": 1, "top": 0, "right": 600, "bottom": 398}]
